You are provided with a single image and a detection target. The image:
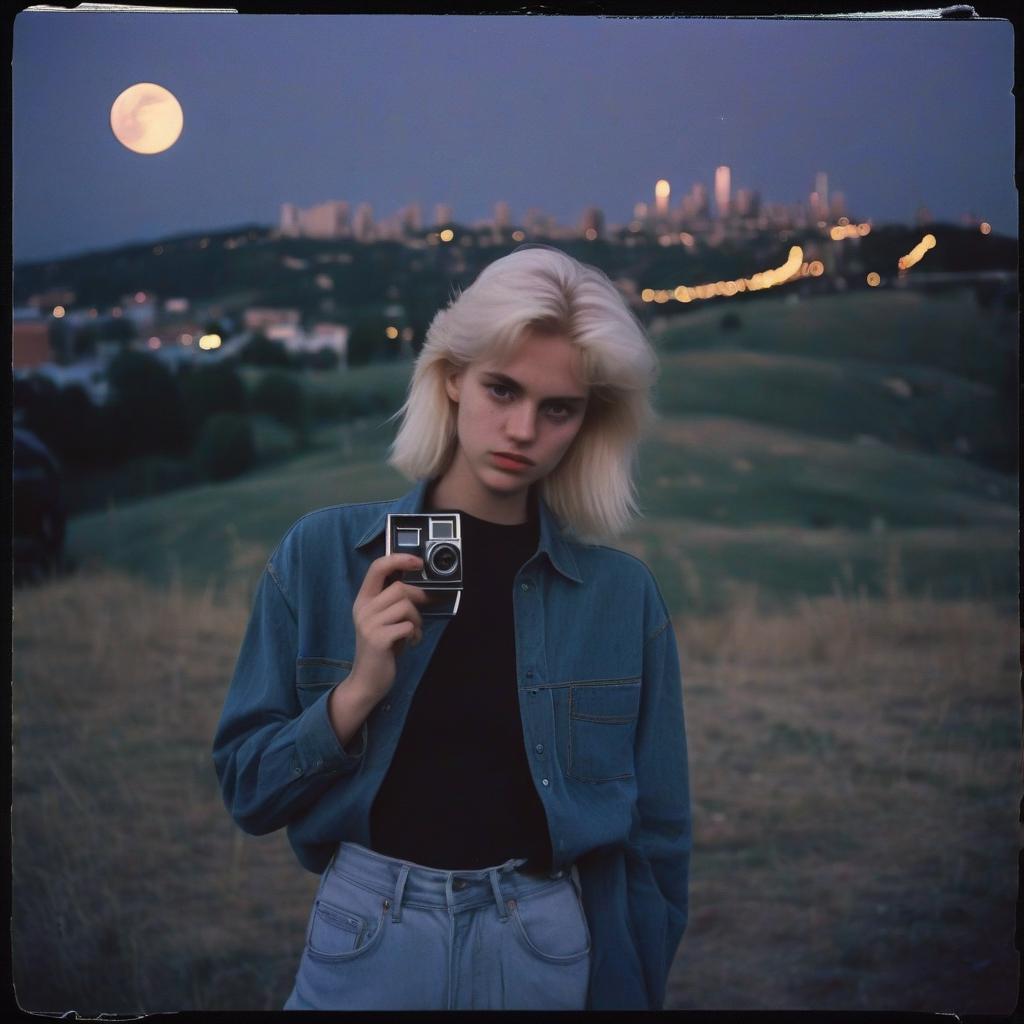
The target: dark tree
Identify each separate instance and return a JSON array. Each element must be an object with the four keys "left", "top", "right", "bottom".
[
  {"left": 105, "top": 350, "right": 191, "bottom": 459},
  {"left": 240, "top": 332, "right": 294, "bottom": 367},
  {"left": 180, "top": 362, "right": 248, "bottom": 438},
  {"left": 194, "top": 413, "right": 256, "bottom": 481}
]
